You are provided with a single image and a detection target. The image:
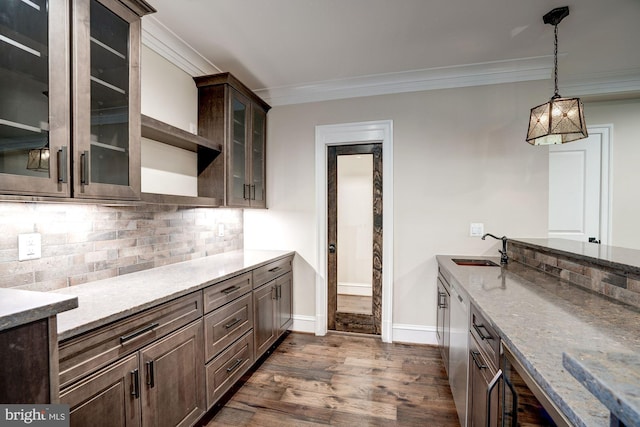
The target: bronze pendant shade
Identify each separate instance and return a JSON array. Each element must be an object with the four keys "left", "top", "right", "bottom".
[{"left": 526, "top": 6, "right": 587, "bottom": 146}]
